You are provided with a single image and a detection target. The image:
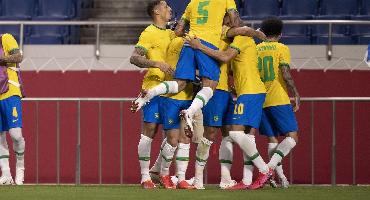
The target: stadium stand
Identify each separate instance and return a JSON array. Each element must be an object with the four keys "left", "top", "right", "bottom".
[{"left": 242, "top": 0, "right": 281, "bottom": 20}]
